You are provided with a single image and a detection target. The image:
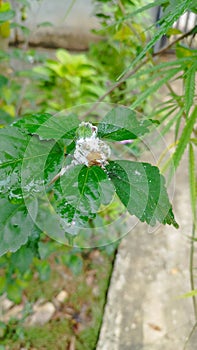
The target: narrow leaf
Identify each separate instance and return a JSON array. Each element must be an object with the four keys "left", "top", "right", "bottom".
[
  {"left": 119, "top": 0, "right": 192, "bottom": 79},
  {"left": 184, "top": 62, "right": 197, "bottom": 115},
  {"left": 172, "top": 106, "right": 197, "bottom": 172},
  {"left": 131, "top": 68, "right": 181, "bottom": 109}
]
